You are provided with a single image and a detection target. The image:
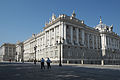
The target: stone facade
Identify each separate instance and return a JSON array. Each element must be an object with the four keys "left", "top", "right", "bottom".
[
  {"left": 95, "top": 17, "right": 120, "bottom": 64},
  {"left": 0, "top": 46, "right": 3, "bottom": 61},
  {"left": 23, "top": 11, "right": 120, "bottom": 65},
  {"left": 1, "top": 11, "right": 120, "bottom": 65},
  {"left": 16, "top": 41, "right": 24, "bottom": 62}
]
